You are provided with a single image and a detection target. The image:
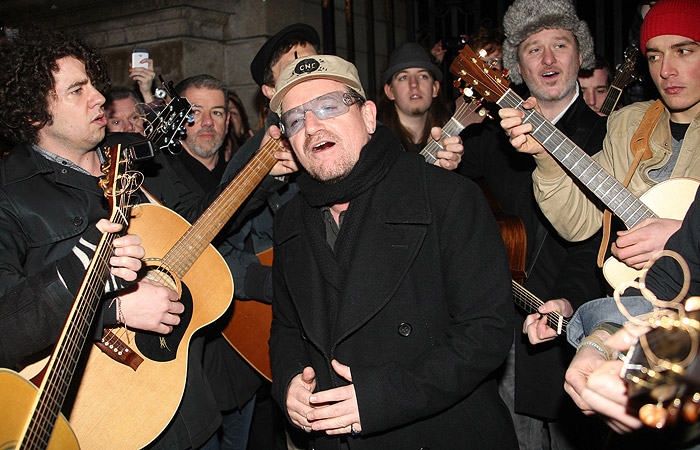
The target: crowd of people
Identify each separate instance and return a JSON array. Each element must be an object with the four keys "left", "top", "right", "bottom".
[{"left": 1, "top": 0, "right": 699, "bottom": 449}]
